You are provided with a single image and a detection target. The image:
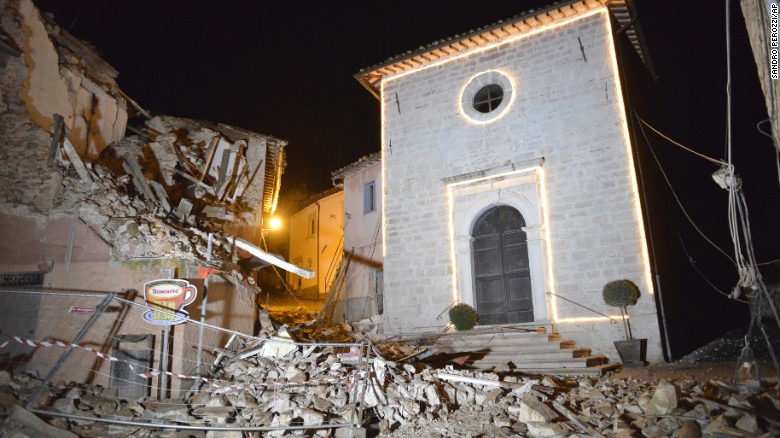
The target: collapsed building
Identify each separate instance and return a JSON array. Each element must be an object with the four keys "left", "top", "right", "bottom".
[
  {"left": 1, "top": 0, "right": 780, "bottom": 436},
  {"left": 0, "top": 0, "right": 290, "bottom": 395}
]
